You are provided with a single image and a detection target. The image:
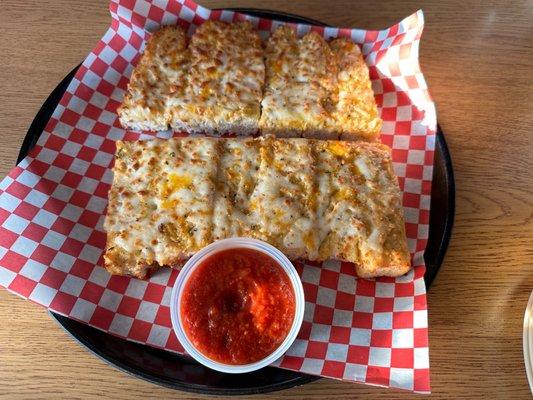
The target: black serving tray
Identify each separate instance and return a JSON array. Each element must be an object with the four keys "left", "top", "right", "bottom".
[{"left": 17, "top": 9, "right": 454, "bottom": 396}]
